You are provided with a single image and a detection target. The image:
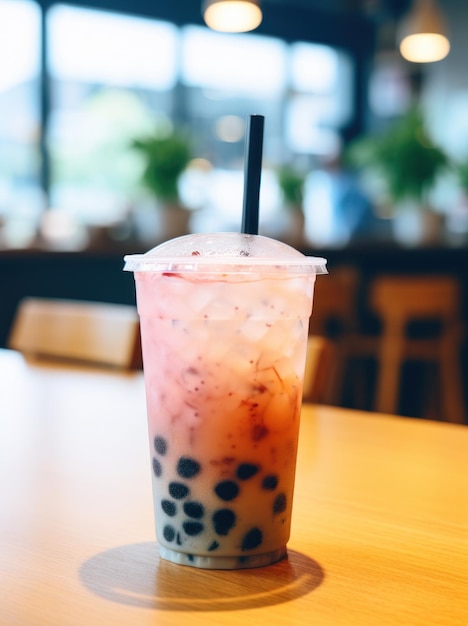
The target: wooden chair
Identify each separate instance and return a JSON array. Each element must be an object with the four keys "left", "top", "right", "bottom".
[
  {"left": 302, "top": 335, "right": 335, "bottom": 404},
  {"left": 308, "top": 266, "right": 360, "bottom": 405},
  {"left": 8, "top": 297, "right": 142, "bottom": 370},
  {"left": 368, "top": 275, "right": 465, "bottom": 424}
]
